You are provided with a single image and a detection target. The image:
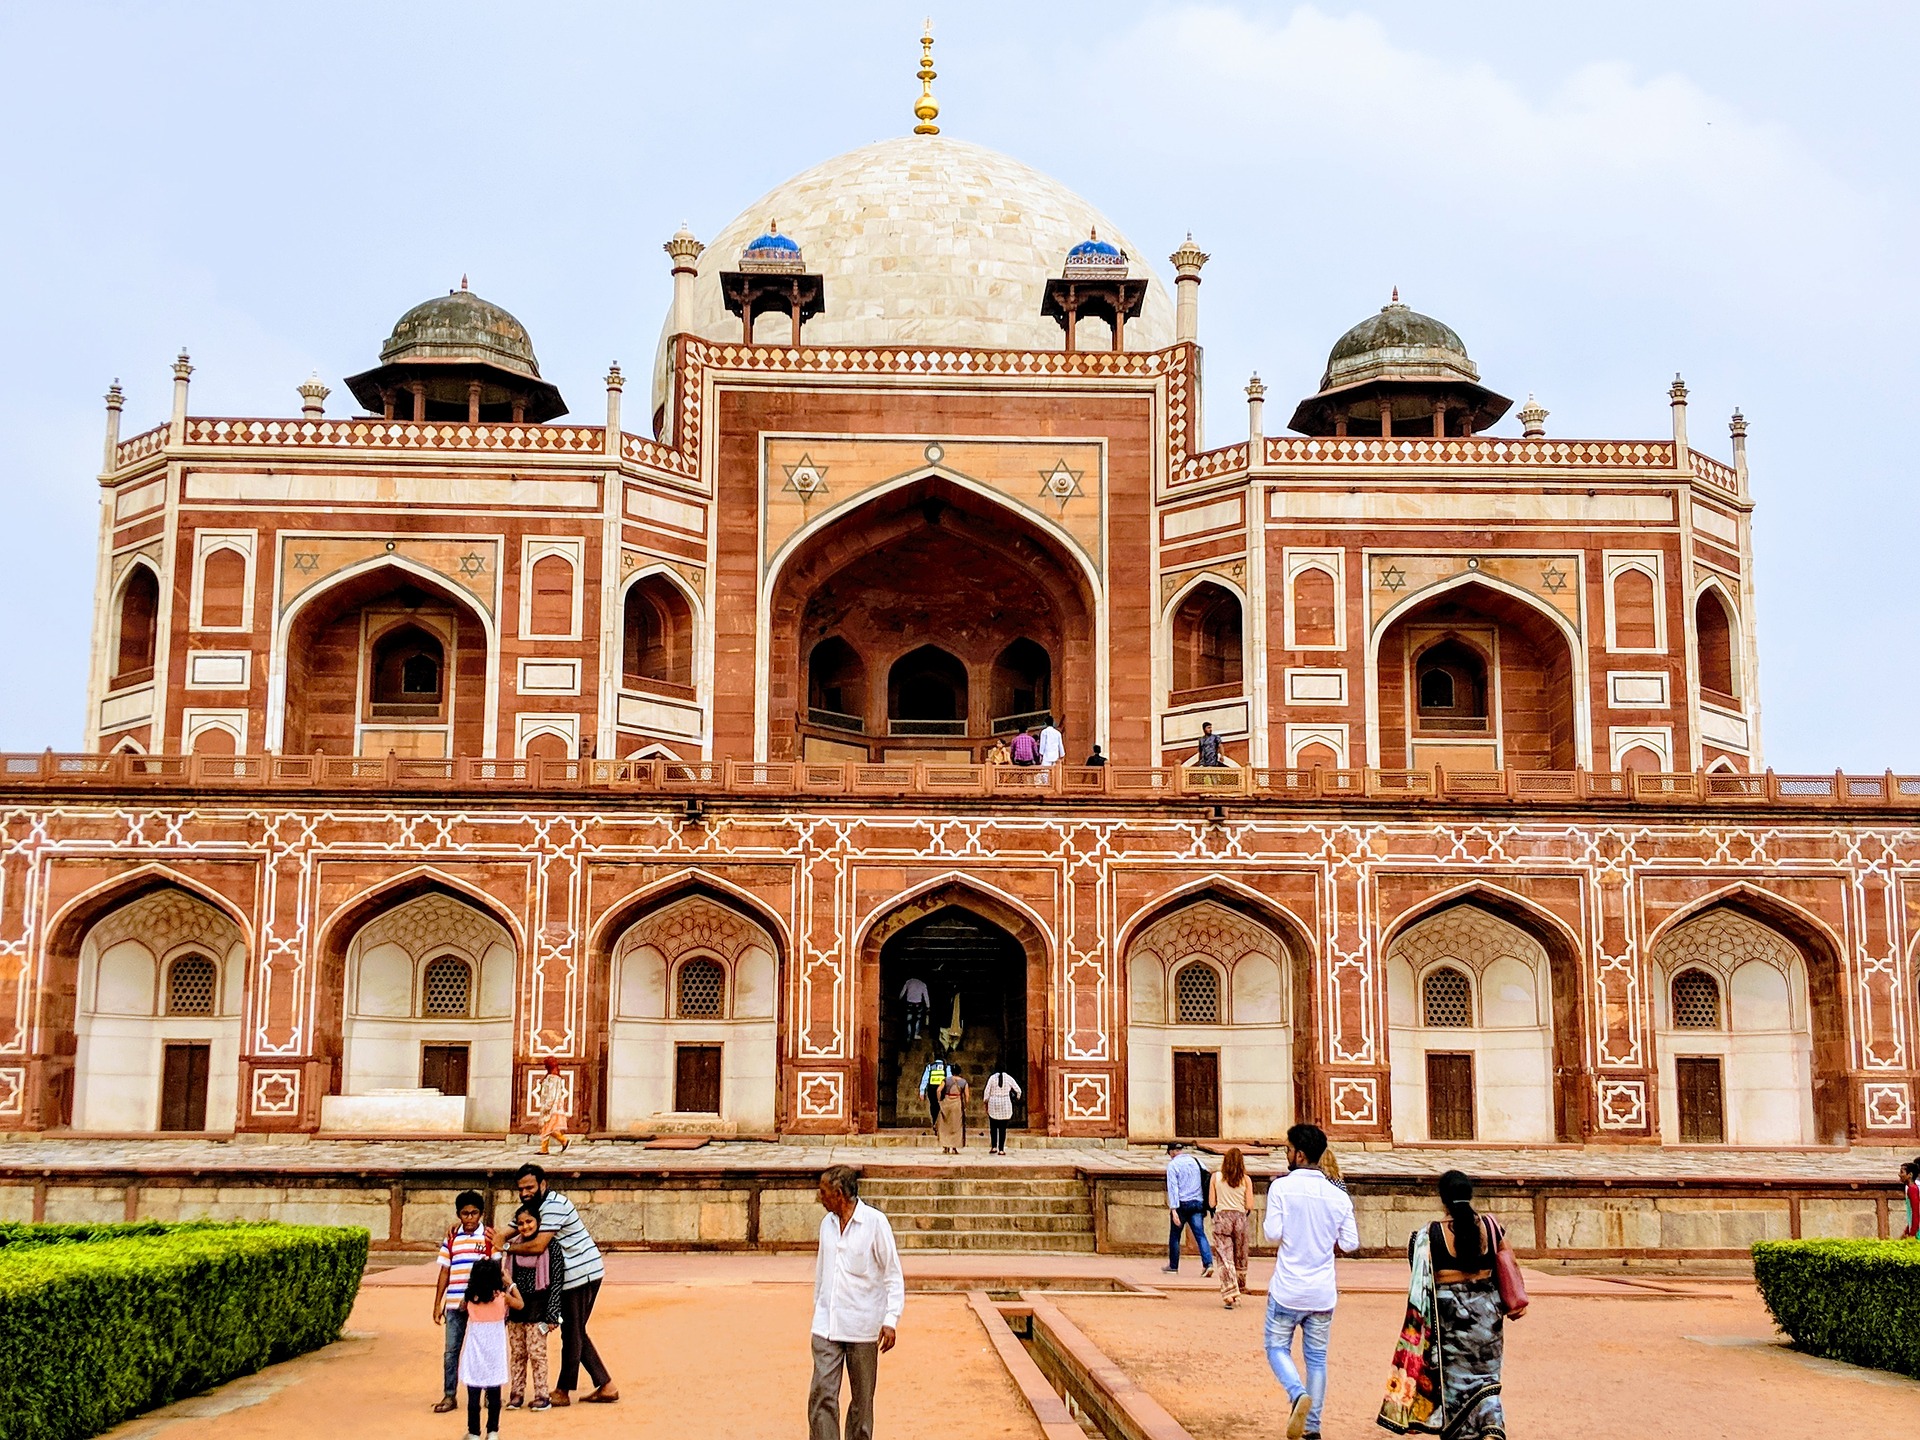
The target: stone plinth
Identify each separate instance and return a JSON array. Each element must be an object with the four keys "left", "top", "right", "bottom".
[{"left": 319, "top": 1089, "right": 466, "bottom": 1134}]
